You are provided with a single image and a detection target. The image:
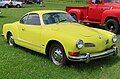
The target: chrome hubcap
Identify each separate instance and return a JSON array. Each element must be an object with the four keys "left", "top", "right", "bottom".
[
  {"left": 51, "top": 47, "right": 63, "bottom": 65},
  {"left": 109, "top": 25, "right": 114, "bottom": 32},
  {"left": 17, "top": 5, "right": 20, "bottom": 8},
  {"left": 6, "top": 5, "right": 8, "bottom": 8},
  {"left": 9, "top": 36, "right": 14, "bottom": 46}
]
